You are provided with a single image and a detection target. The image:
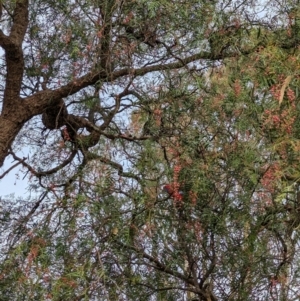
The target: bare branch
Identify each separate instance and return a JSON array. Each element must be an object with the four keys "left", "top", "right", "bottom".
[
  {"left": 0, "top": 156, "right": 26, "bottom": 179},
  {"left": 9, "top": 149, "right": 78, "bottom": 177}
]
